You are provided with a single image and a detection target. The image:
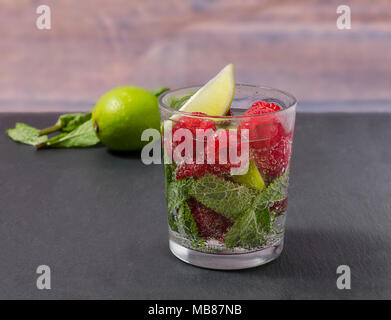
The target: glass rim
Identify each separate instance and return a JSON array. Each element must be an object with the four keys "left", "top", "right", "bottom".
[{"left": 158, "top": 83, "right": 297, "bottom": 119}]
